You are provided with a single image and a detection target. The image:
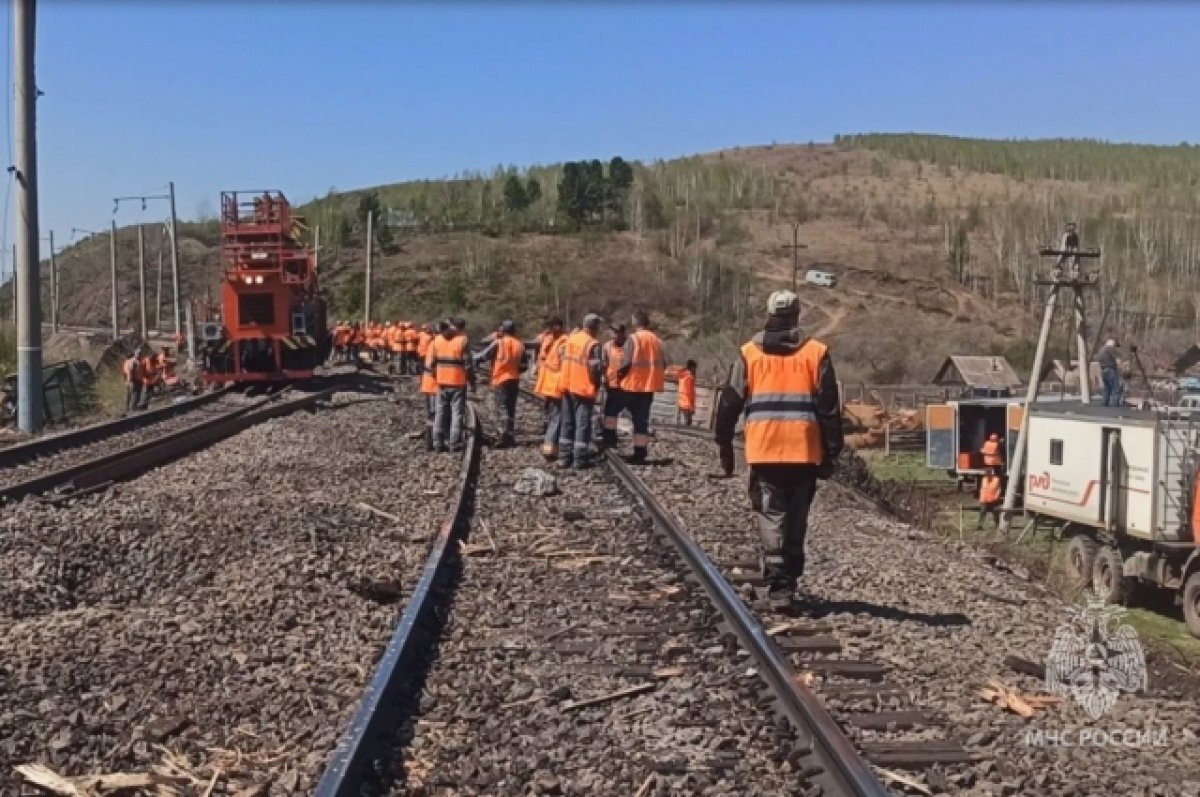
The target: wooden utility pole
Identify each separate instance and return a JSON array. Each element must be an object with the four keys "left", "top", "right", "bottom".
[
  {"left": 137, "top": 224, "right": 147, "bottom": 339},
  {"left": 168, "top": 181, "right": 181, "bottom": 337},
  {"left": 782, "top": 220, "right": 807, "bottom": 292},
  {"left": 13, "top": 0, "right": 42, "bottom": 432},
  {"left": 364, "top": 211, "right": 373, "bottom": 324},
  {"left": 109, "top": 220, "right": 119, "bottom": 340},
  {"left": 998, "top": 224, "right": 1100, "bottom": 535}
]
